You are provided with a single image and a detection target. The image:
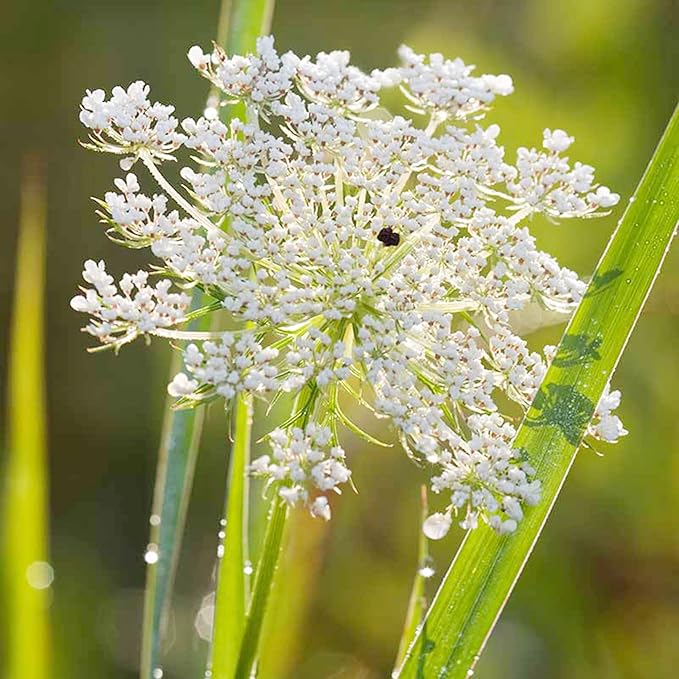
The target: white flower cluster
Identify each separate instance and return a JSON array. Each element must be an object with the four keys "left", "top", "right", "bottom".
[
  {"left": 168, "top": 333, "right": 279, "bottom": 400},
  {"left": 72, "top": 37, "right": 625, "bottom": 533},
  {"left": 80, "top": 81, "right": 185, "bottom": 168},
  {"left": 71, "top": 260, "right": 190, "bottom": 346},
  {"left": 426, "top": 414, "right": 541, "bottom": 536},
  {"left": 588, "top": 385, "right": 628, "bottom": 442},
  {"left": 396, "top": 45, "right": 514, "bottom": 118},
  {"left": 507, "top": 129, "right": 620, "bottom": 219},
  {"left": 250, "top": 425, "right": 351, "bottom": 520}
]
